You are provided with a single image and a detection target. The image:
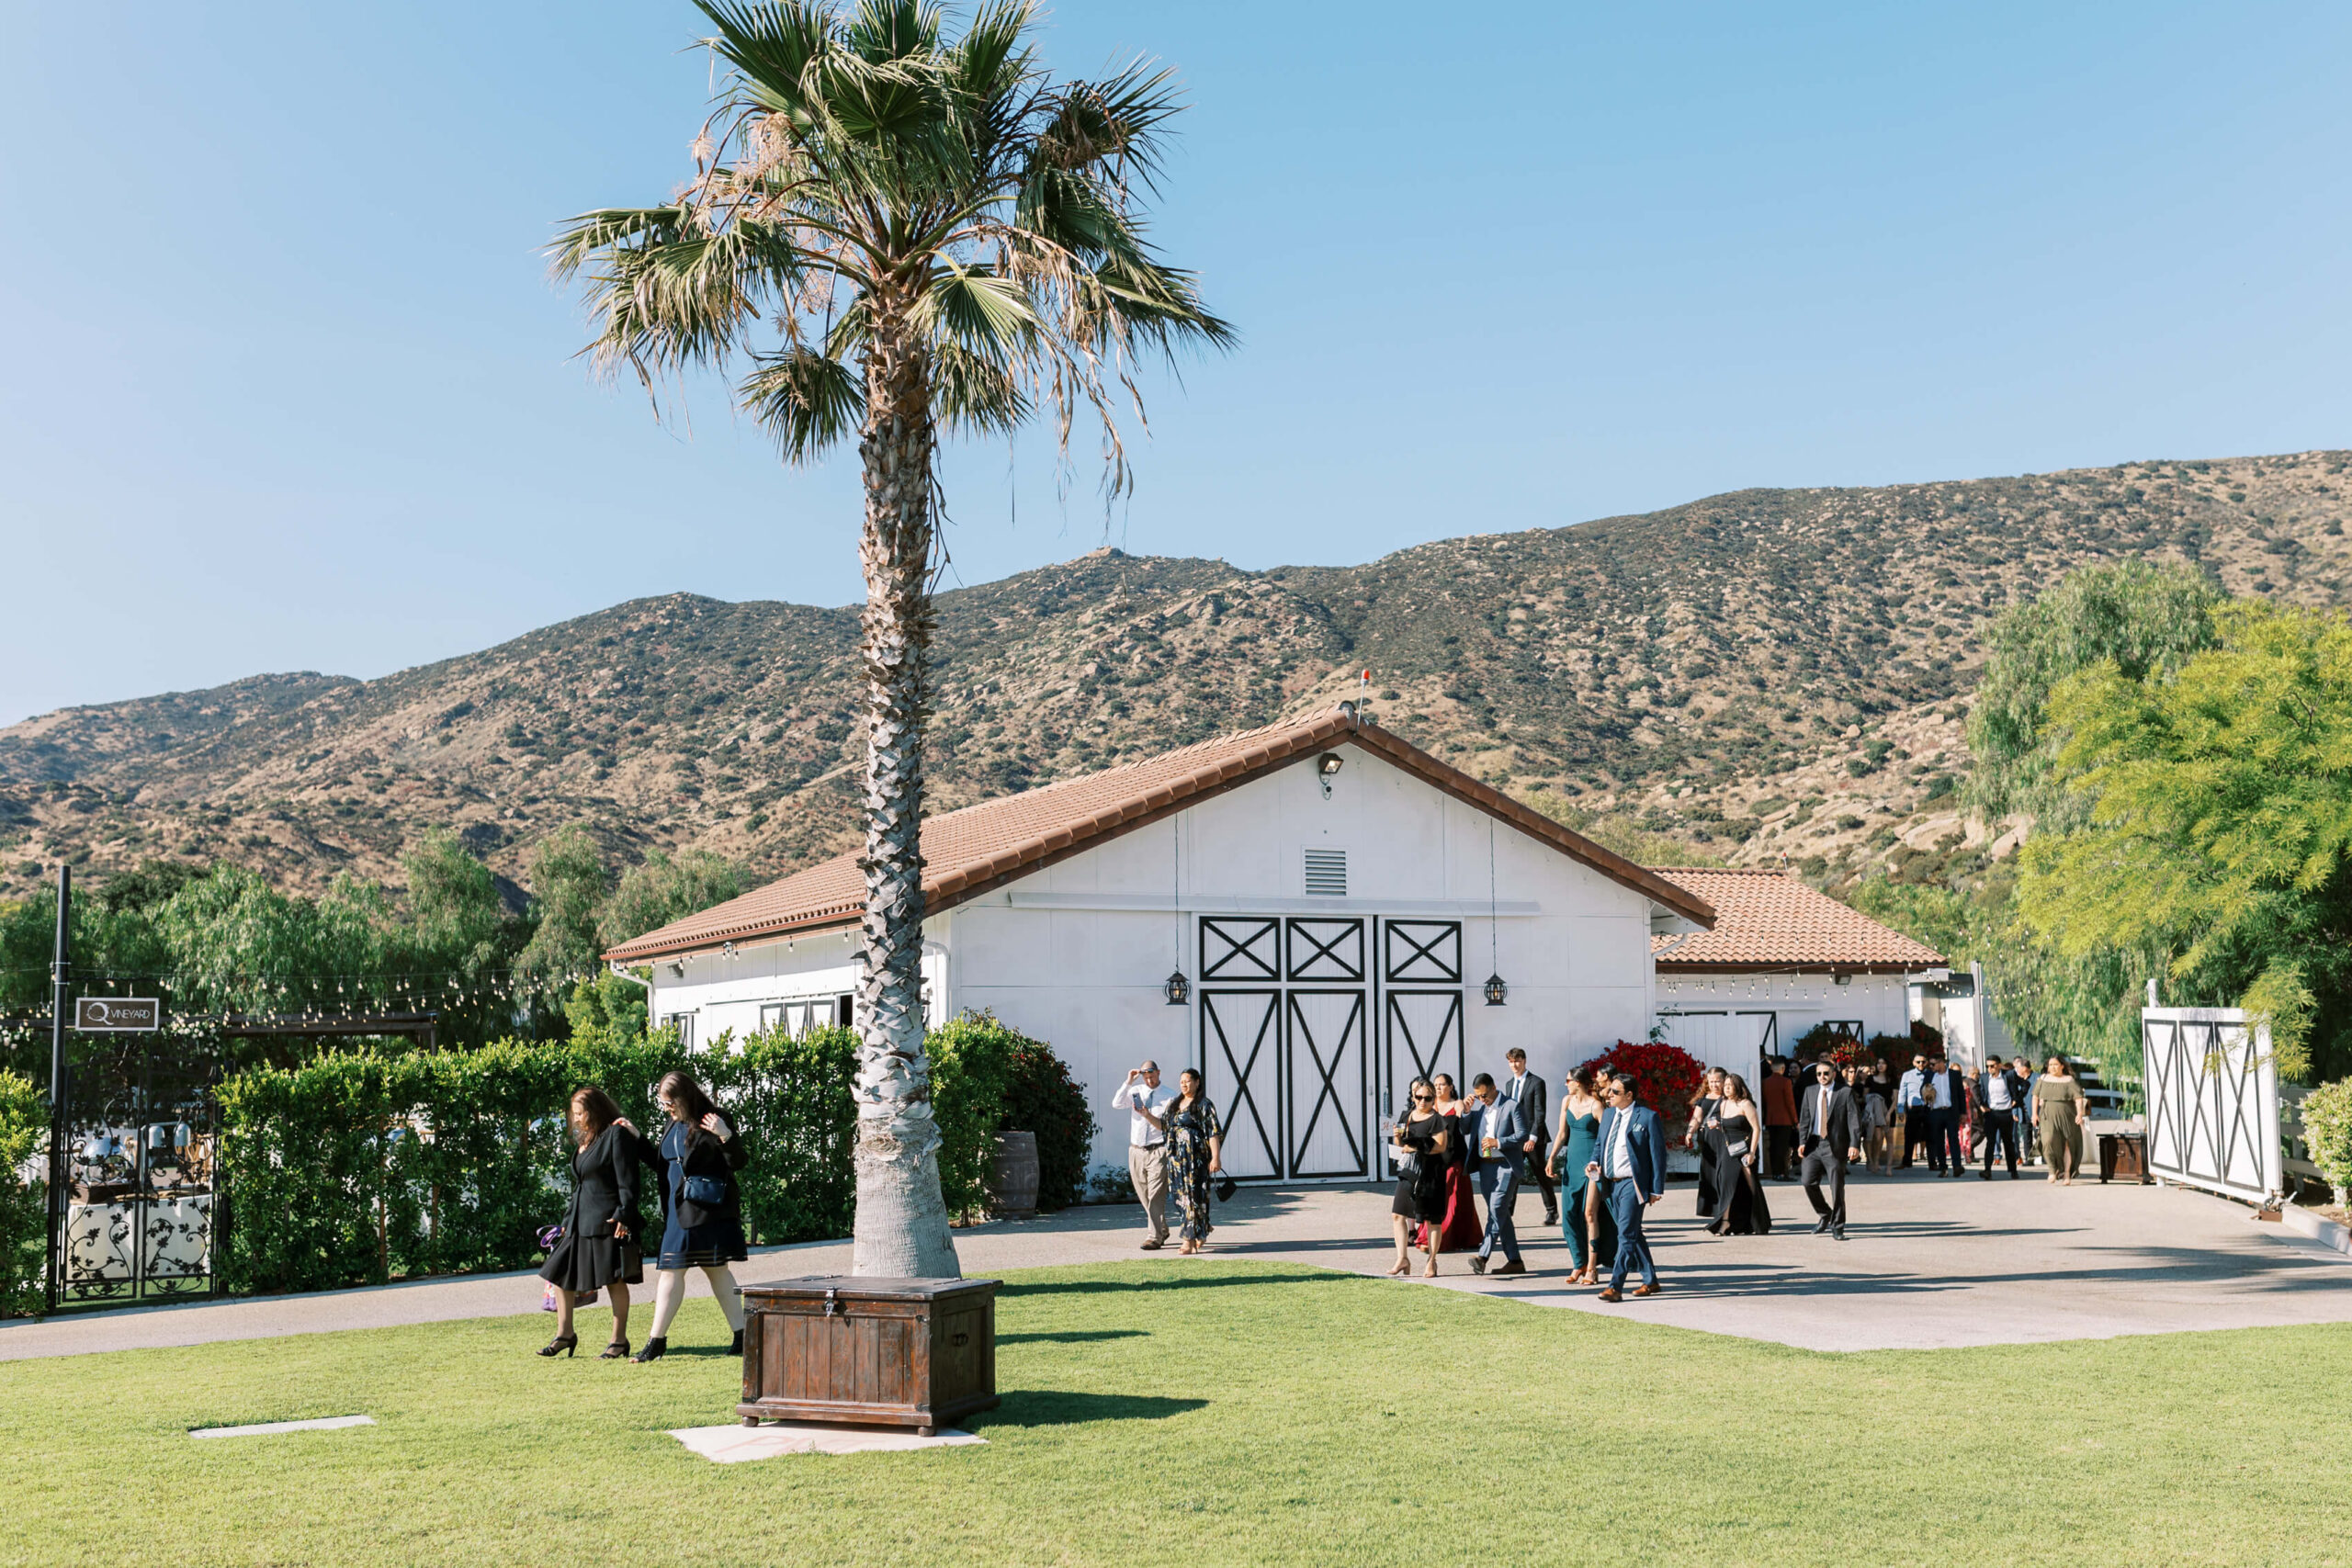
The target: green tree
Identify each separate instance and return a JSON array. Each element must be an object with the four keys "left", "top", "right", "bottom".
[
  {"left": 596, "top": 848, "right": 745, "bottom": 951},
  {"left": 1966, "top": 558, "right": 2222, "bottom": 825},
  {"left": 515, "top": 826, "right": 609, "bottom": 990},
  {"left": 2018, "top": 603, "right": 2352, "bottom": 1081},
  {"left": 555, "top": 0, "right": 1229, "bottom": 1274}
]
